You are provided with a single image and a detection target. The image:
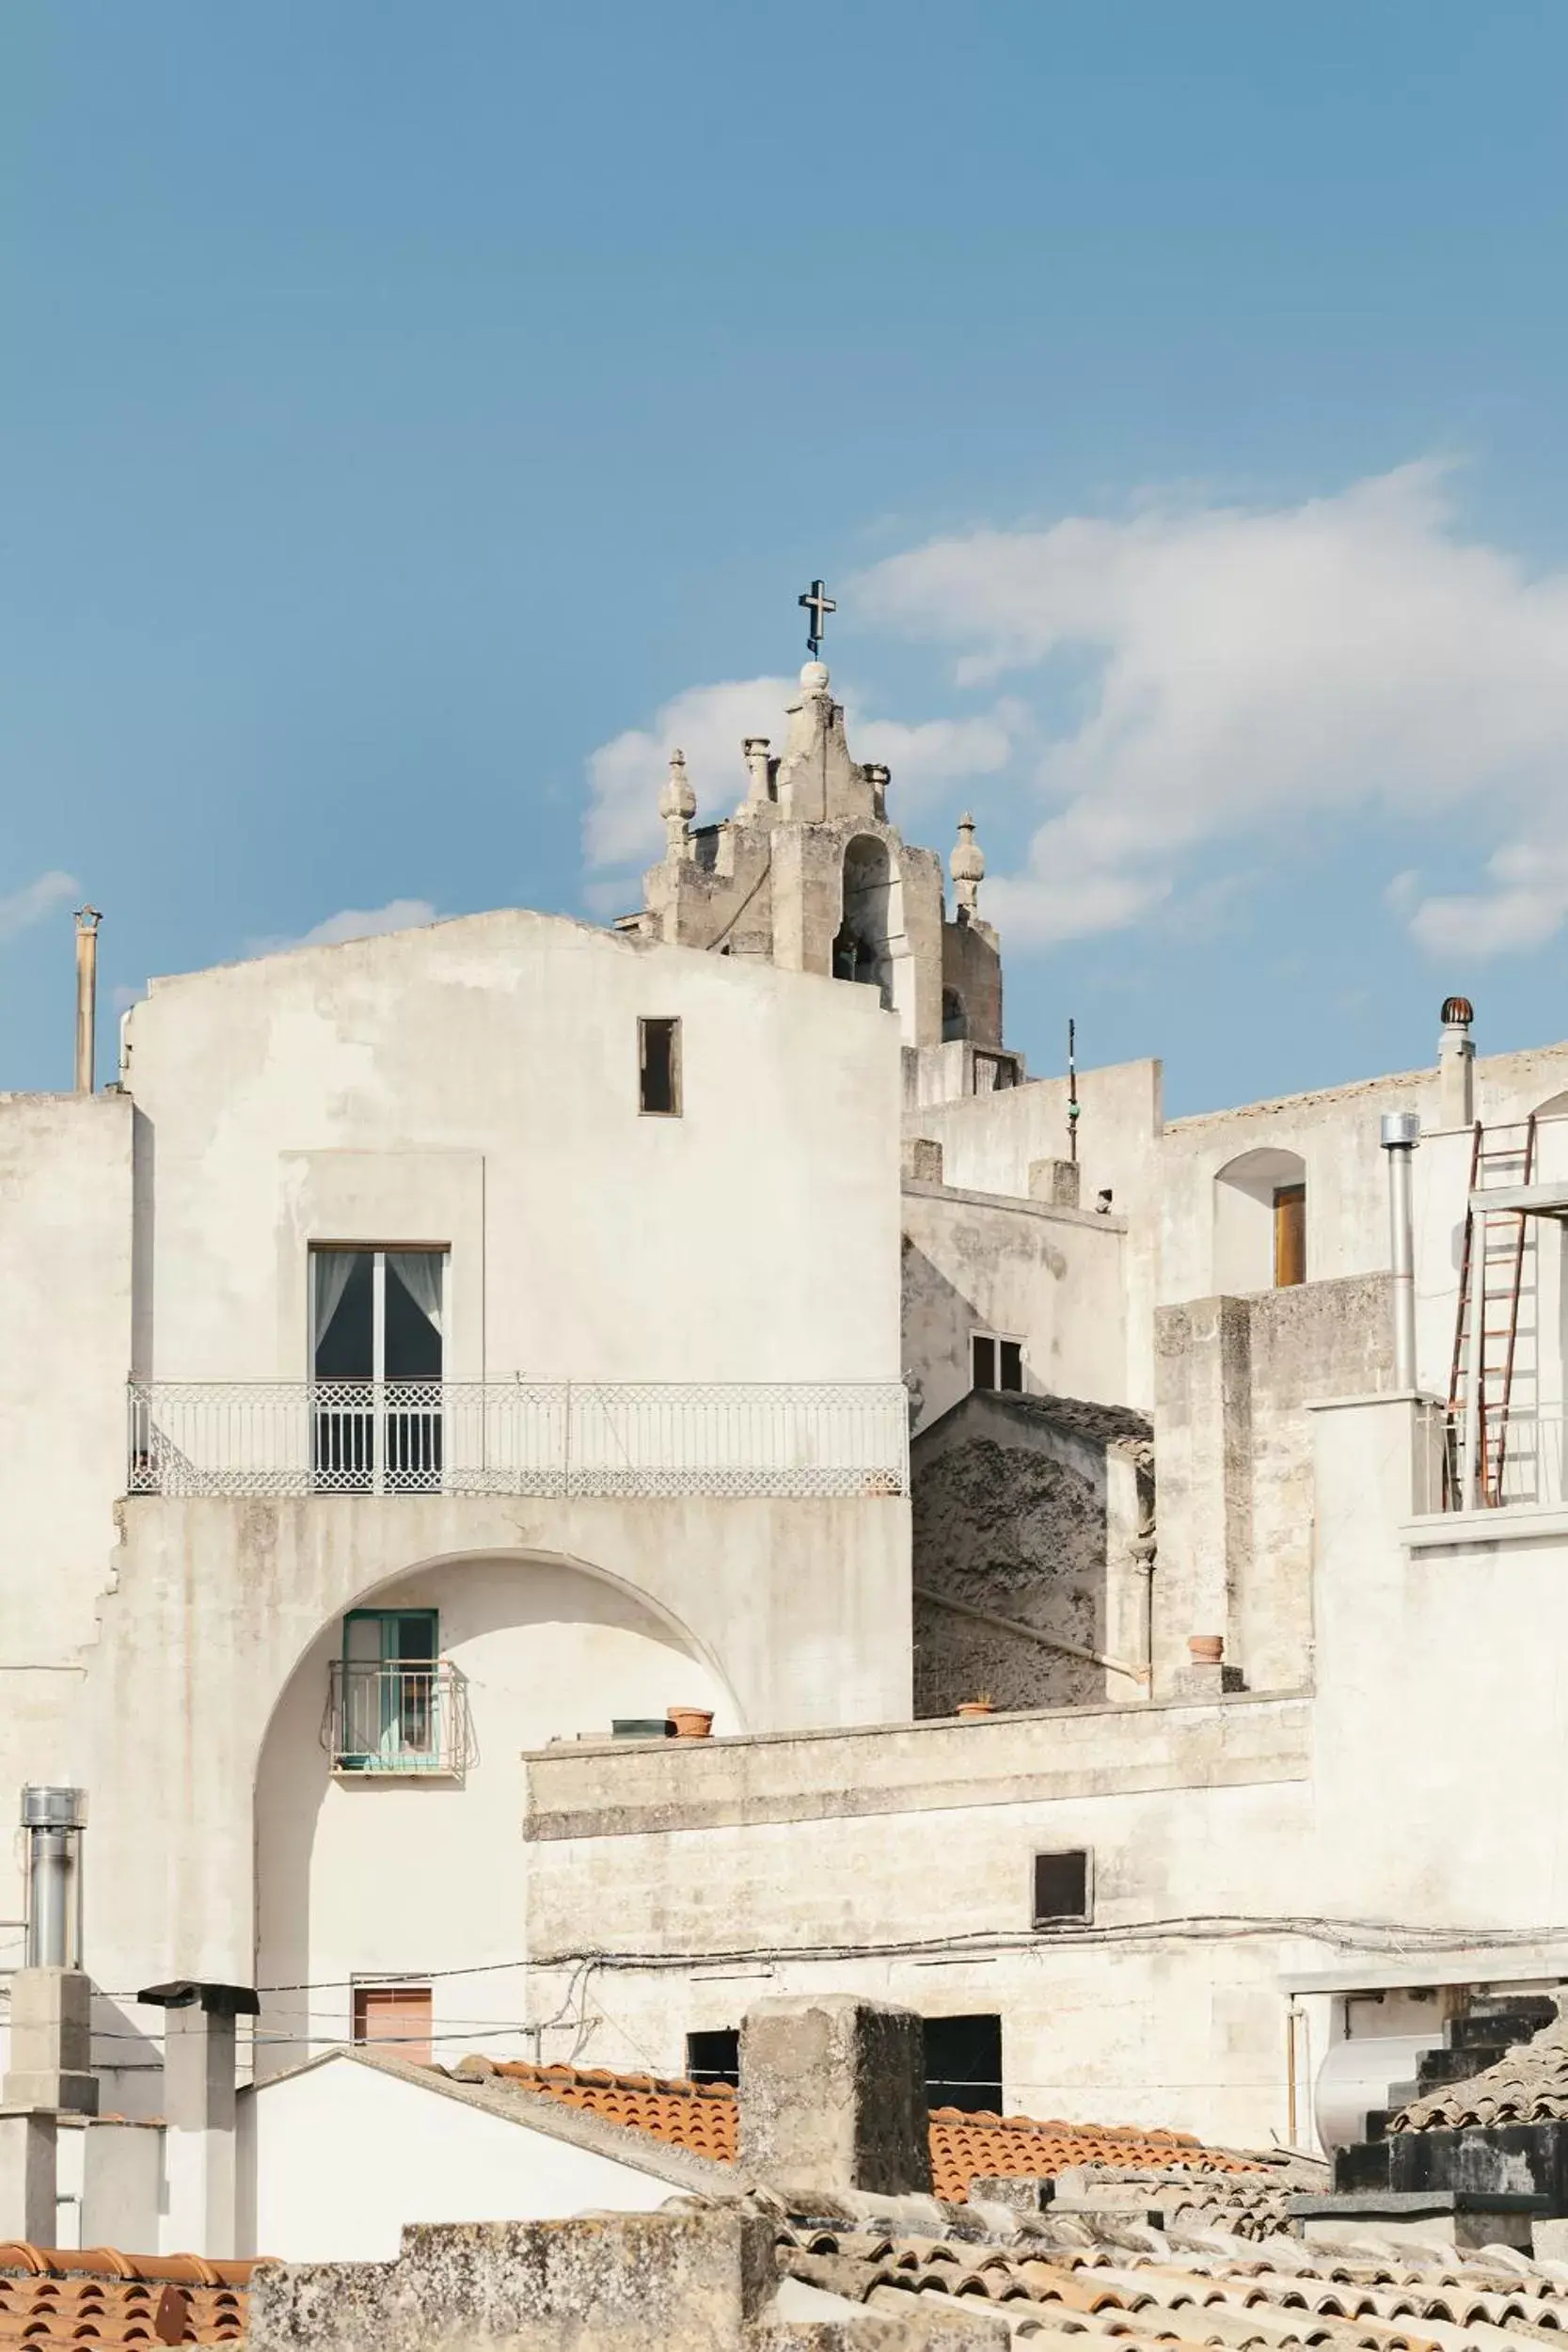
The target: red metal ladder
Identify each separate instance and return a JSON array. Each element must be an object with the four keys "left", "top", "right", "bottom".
[{"left": 1448, "top": 1114, "right": 1537, "bottom": 1504}]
